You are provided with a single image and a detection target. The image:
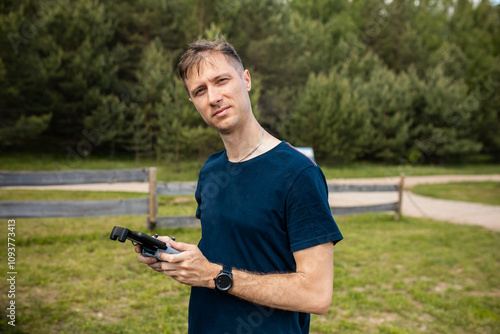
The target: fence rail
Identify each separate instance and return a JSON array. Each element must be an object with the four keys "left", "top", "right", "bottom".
[
  {"left": 0, "top": 198, "right": 149, "bottom": 218},
  {"left": 149, "top": 216, "right": 201, "bottom": 229},
  {"left": 331, "top": 202, "right": 399, "bottom": 216},
  {"left": 0, "top": 169, "right": 149, "bottom": 186},
  {"left": 156, "top": 182, "right": 197, "bottom": 196},
  {"left": 328, "top": 184, "right": 399, "bottom": 192},
  {"left": 0, "top": 168, "right": 404, "bottom": 228},
  {"left": 0, "top": 168, "right": 152, "bottom": 221},
  {"left": 326, "top": 176, "right": 405, "bottom": 220}
]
